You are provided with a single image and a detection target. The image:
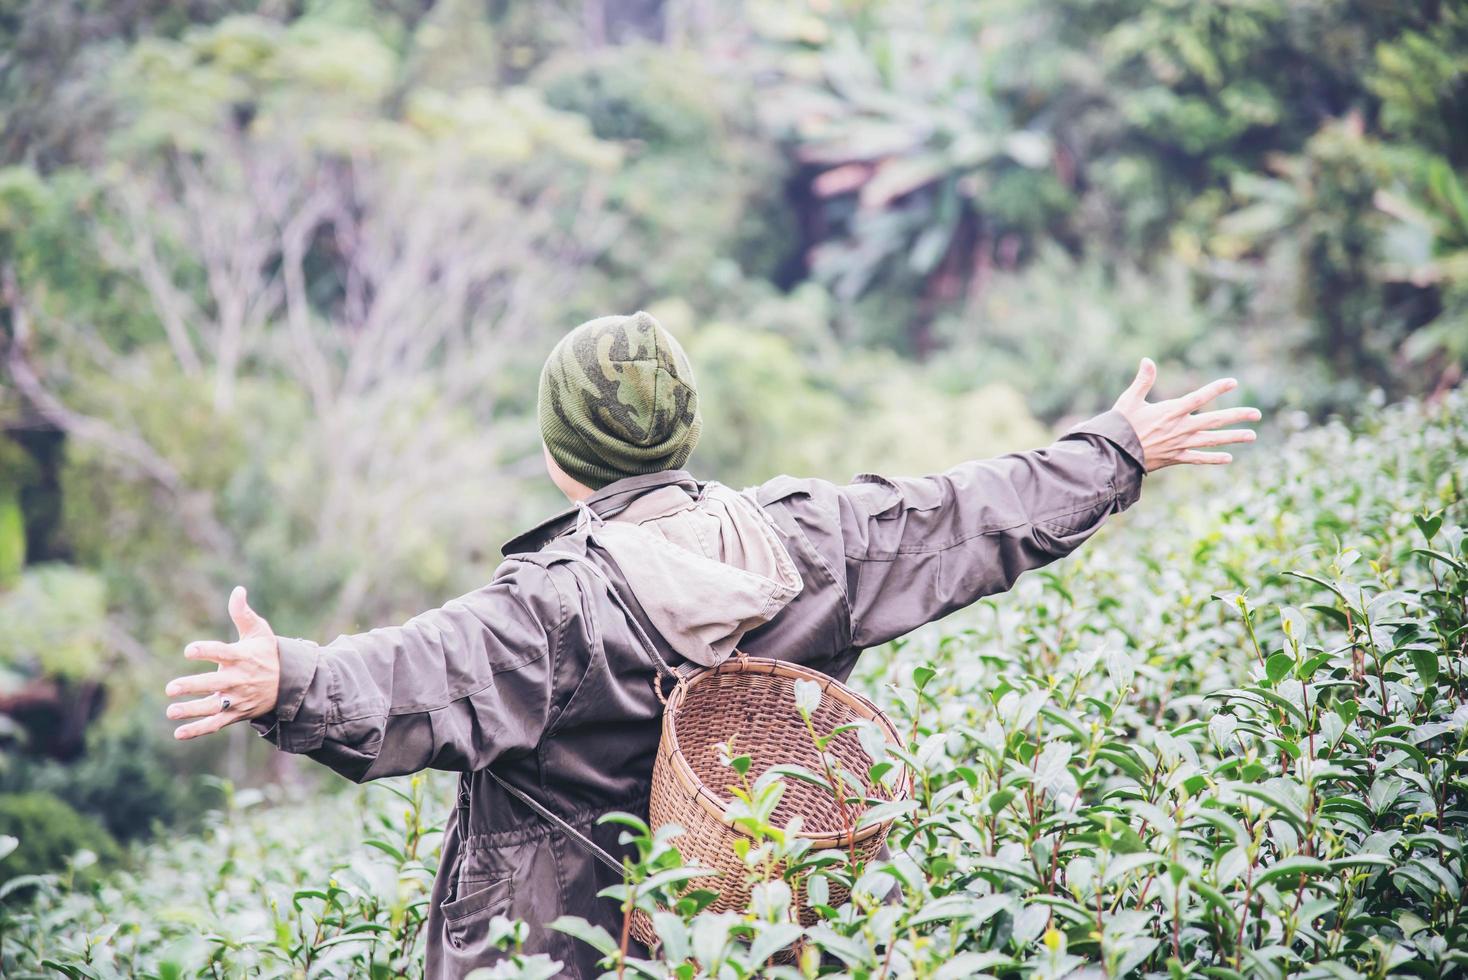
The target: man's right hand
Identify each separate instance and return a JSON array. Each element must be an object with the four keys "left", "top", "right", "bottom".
[
  {"left": 1111, "top": 358, "right": 1261, "bottom": 472},
  {"left": 164, "top": 586, "right": 281, "bottom": 740}
]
